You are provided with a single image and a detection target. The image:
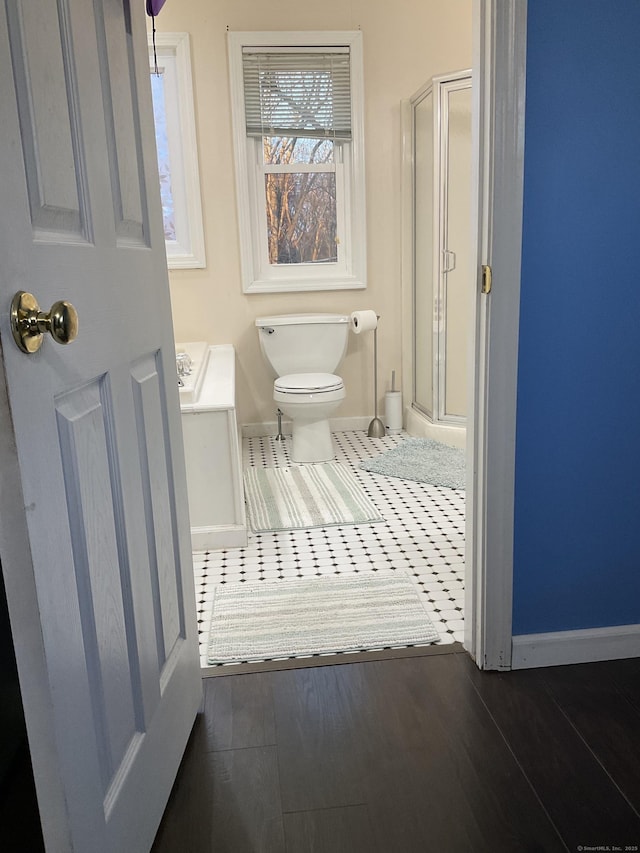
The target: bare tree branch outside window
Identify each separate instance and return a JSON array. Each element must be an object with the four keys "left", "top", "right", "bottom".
[{"left": 263, "top": 136, "right": 337, "bottom": 265}]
